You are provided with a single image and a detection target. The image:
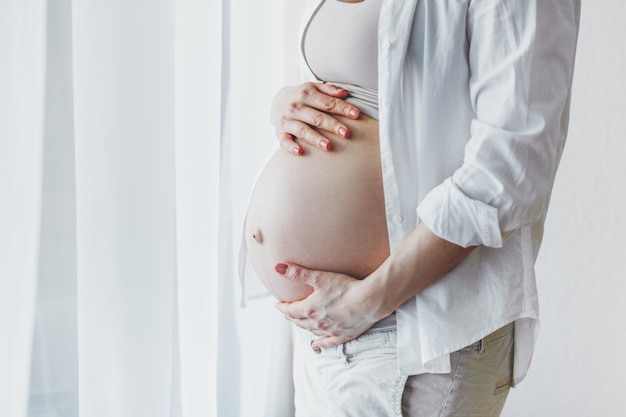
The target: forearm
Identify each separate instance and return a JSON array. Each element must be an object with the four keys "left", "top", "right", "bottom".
[{"left": 365, "top": 221, "right": 477, "bottom": 319}]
